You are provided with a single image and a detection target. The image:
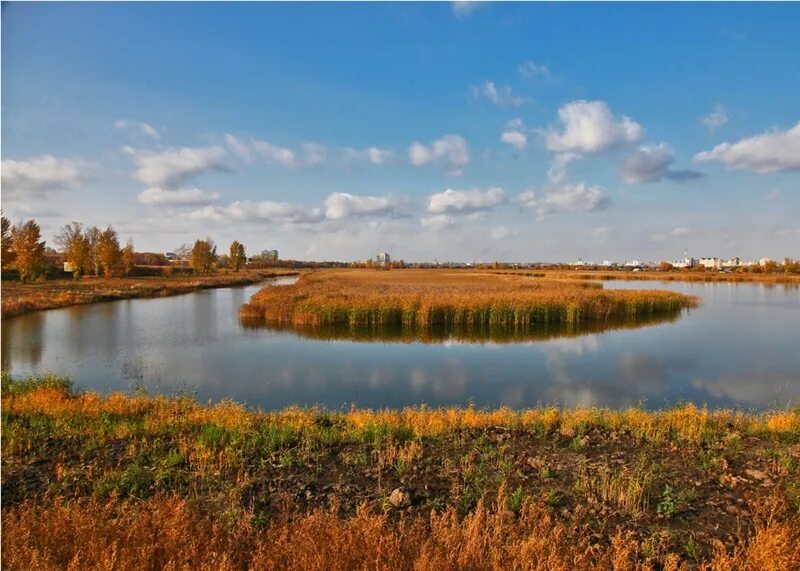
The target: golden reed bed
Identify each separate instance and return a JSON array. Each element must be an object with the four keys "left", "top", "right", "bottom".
[{"left": 240, "top": 270, "right": 697, "bottom": 331}]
